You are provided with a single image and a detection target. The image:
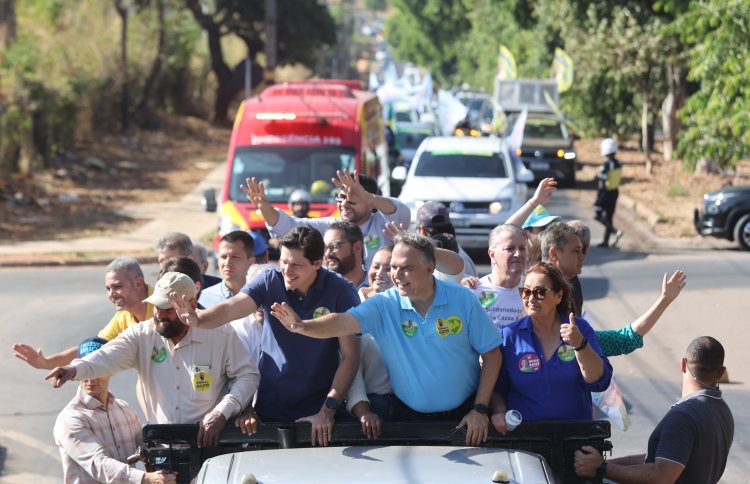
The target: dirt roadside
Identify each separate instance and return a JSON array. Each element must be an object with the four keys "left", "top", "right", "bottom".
[{"left": 0, "top": 124, "right": 745, "bottom": 265}]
